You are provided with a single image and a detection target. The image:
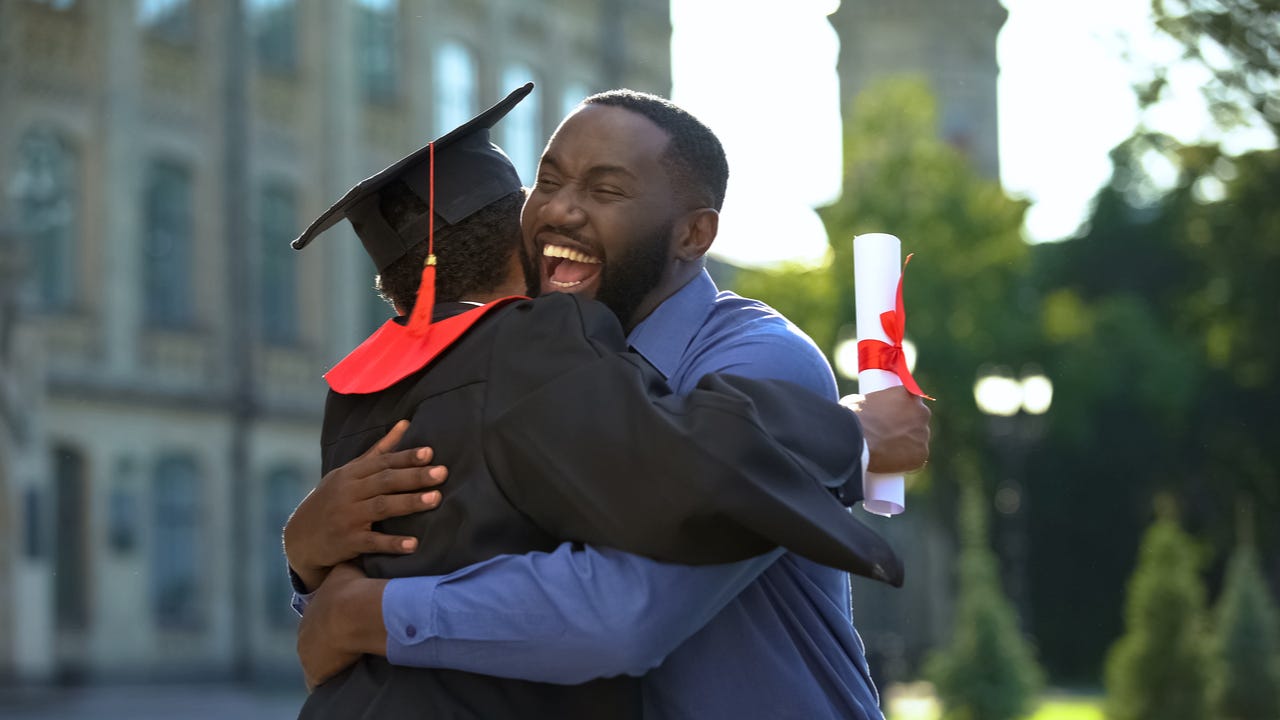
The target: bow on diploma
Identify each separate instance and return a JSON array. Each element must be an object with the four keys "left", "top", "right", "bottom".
[{"left": 857, "top": 254, "right": 934, "bottom": 401}]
